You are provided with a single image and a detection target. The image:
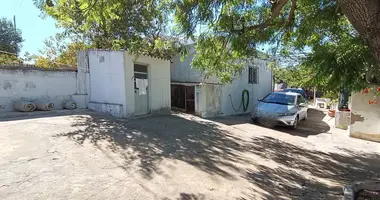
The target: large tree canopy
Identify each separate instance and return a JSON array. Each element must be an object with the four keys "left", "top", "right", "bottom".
[
  {"left": 34, "top": 0, "right": 183, "bottom": 59},
  {"left": 173, "top": 0, "right": 380, "bottom": 88},
  {"left": 35, "top": 0, "right": 380, "bottom": 90}
]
